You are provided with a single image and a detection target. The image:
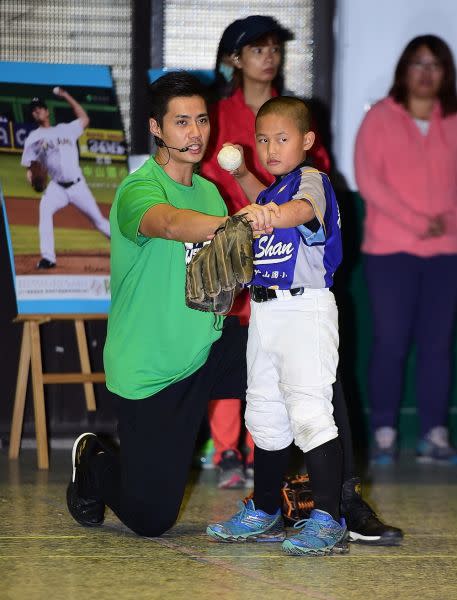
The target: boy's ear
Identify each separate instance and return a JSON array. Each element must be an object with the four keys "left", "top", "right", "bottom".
[
  {"left": 303, "top": 131, "right": 315, "bottom": 152},
  {"left": 149, "top": 117, "right": 161, "bottom": 138}
]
